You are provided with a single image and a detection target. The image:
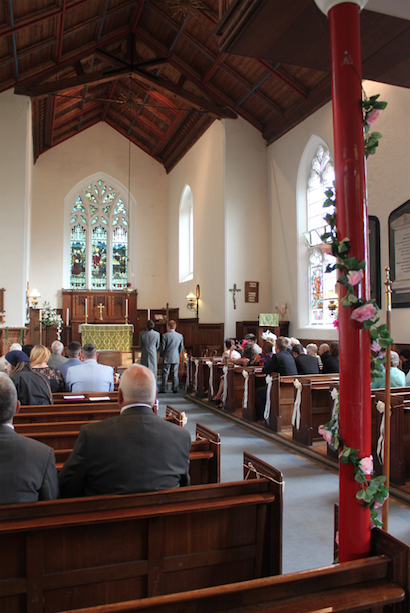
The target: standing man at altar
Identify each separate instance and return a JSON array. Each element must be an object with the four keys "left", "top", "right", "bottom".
[
  {"left": 139, "top": 320, "right": 161, "bottom": 380},
  {"left": 160, "top": 320, "right": 184, "bottom": 394}
]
